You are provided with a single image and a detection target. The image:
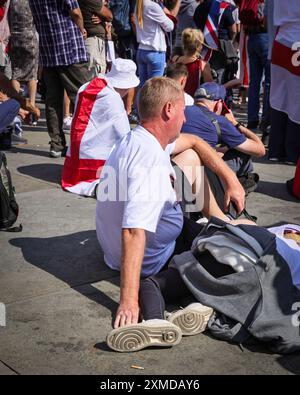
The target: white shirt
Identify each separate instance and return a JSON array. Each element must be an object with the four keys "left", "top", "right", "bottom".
[
  {"left": 185, "top": 92, "right": 194, "bottom": 106},
  {"left": 135, "top": 0, "right": 174, "bottom": 52},
  {"left": 273, "top": 0, "right": 300, "bottom": 43},
  {"left": 96, "top": 126, "right": 183, "bottom": 277}
]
